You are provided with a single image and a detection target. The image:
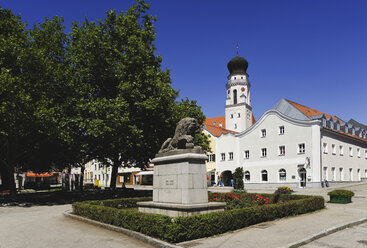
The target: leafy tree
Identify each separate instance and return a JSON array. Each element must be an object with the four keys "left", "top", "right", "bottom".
[
  {"left": 233, "top": 167, "right": 244, "bottom": 190},
  {"left": 67, "top": 1, "right": 179, "bottom": 190},
  {"left": 0, "top": 0, "right": 211, "bottom": 194},
  {"left": 0, "top": 8, "right": 71, "bottom": 196}
]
